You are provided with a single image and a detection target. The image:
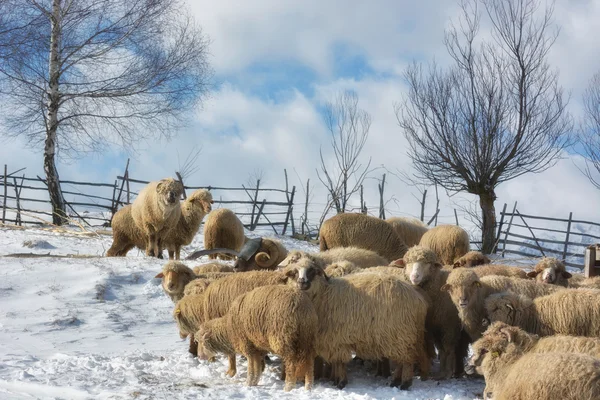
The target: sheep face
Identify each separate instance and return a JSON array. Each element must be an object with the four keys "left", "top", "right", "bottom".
[
  {"left": 441, "top": 274, "right": 481, "bottom": 309},
  {"left": 485, "top": 293, "right": 527, "bottom": 326},
  {"left": 188, "top": 189, "right": 214, "bottom": 214},
  {"left": 405, "top": 260, "right": 441, "bottom": 286},
  {"left": 526, "top": 257, "right": 571, "bottom": 285},
  {"left": 156, "top": 269, "right": 187, "bottom": 298},
  {"left": 284, "top": 260, "right": 328, "bottom": 292},
  {"left": 277, "top": 250, "right": 304, "bottom": 268},
  {"left": 156, "top": 178, "right": 184, "bottom": 206},
  {"left": 453, "top": 251, "right": 491, "bottom": 268}
]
